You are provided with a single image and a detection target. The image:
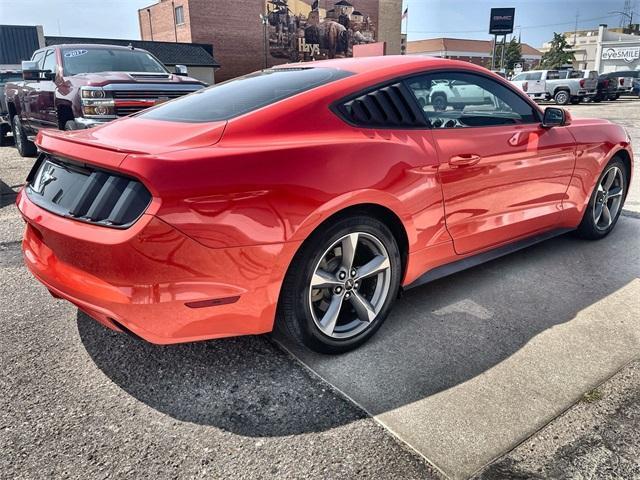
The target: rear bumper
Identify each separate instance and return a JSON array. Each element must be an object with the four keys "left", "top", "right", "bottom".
[{"left": 17, "top": 190, "right": 299, "bottom": 344}]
